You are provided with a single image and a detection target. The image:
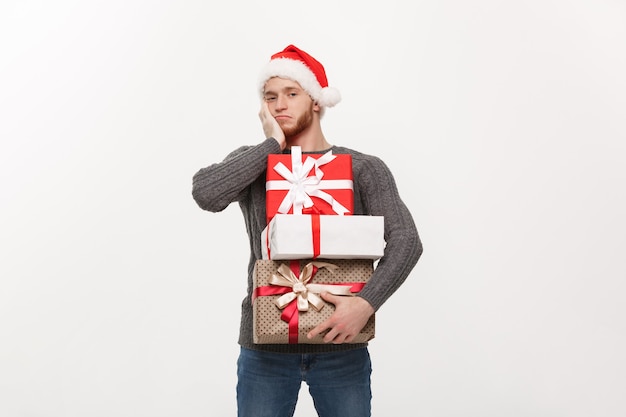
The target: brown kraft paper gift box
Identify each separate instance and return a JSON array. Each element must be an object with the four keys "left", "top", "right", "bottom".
[{"left": 252, "top": 258, "right": 376, "bottom": 344}]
